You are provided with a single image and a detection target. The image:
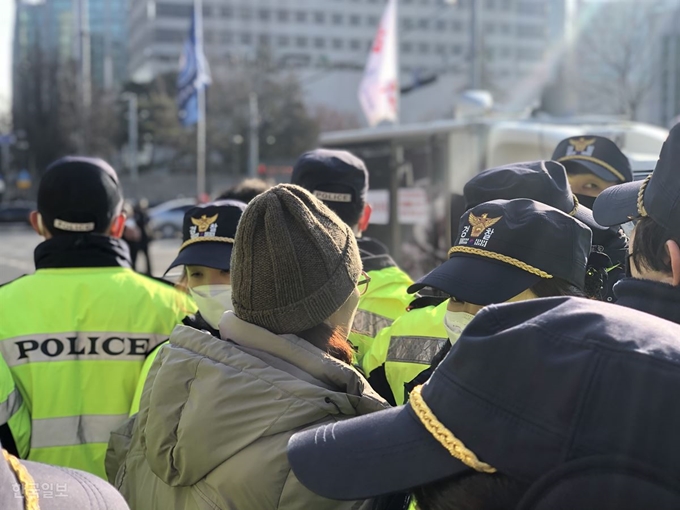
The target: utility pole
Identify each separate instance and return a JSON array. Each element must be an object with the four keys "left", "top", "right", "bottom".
[
  {"left": 122, "top": 93, "right": 139, "bottom": 195},
  {"left": 469, "top": 0, "right": 481, "bottom": 89},
  {"left": 75, "top": 0, "right": 92, "bottom": 152},
  {"left": 248, "top": 92, "right": 259, "bottom": 177},
  {"left": 195, "top": 0, "right": 207, "bottom": 197},
  {"left": 103, "top": 0, "right": 113, "bottom": 90}
]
